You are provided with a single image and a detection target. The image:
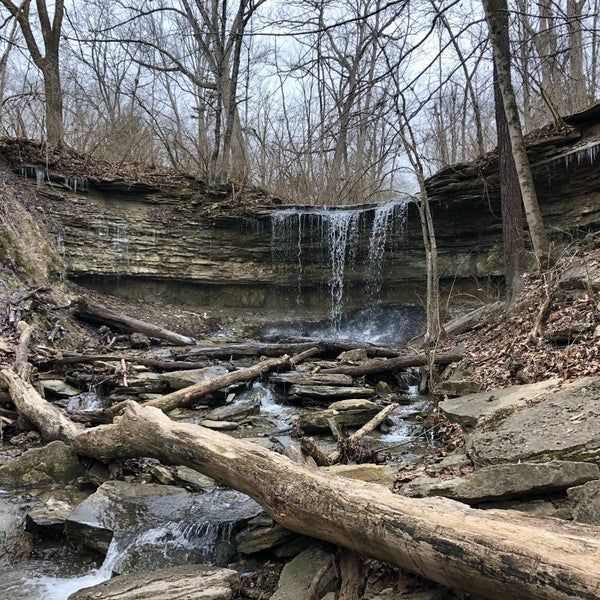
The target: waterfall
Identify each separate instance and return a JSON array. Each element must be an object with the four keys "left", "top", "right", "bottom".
[{"left": 270, "top": 199, "right": 407, "bottom": 332}]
